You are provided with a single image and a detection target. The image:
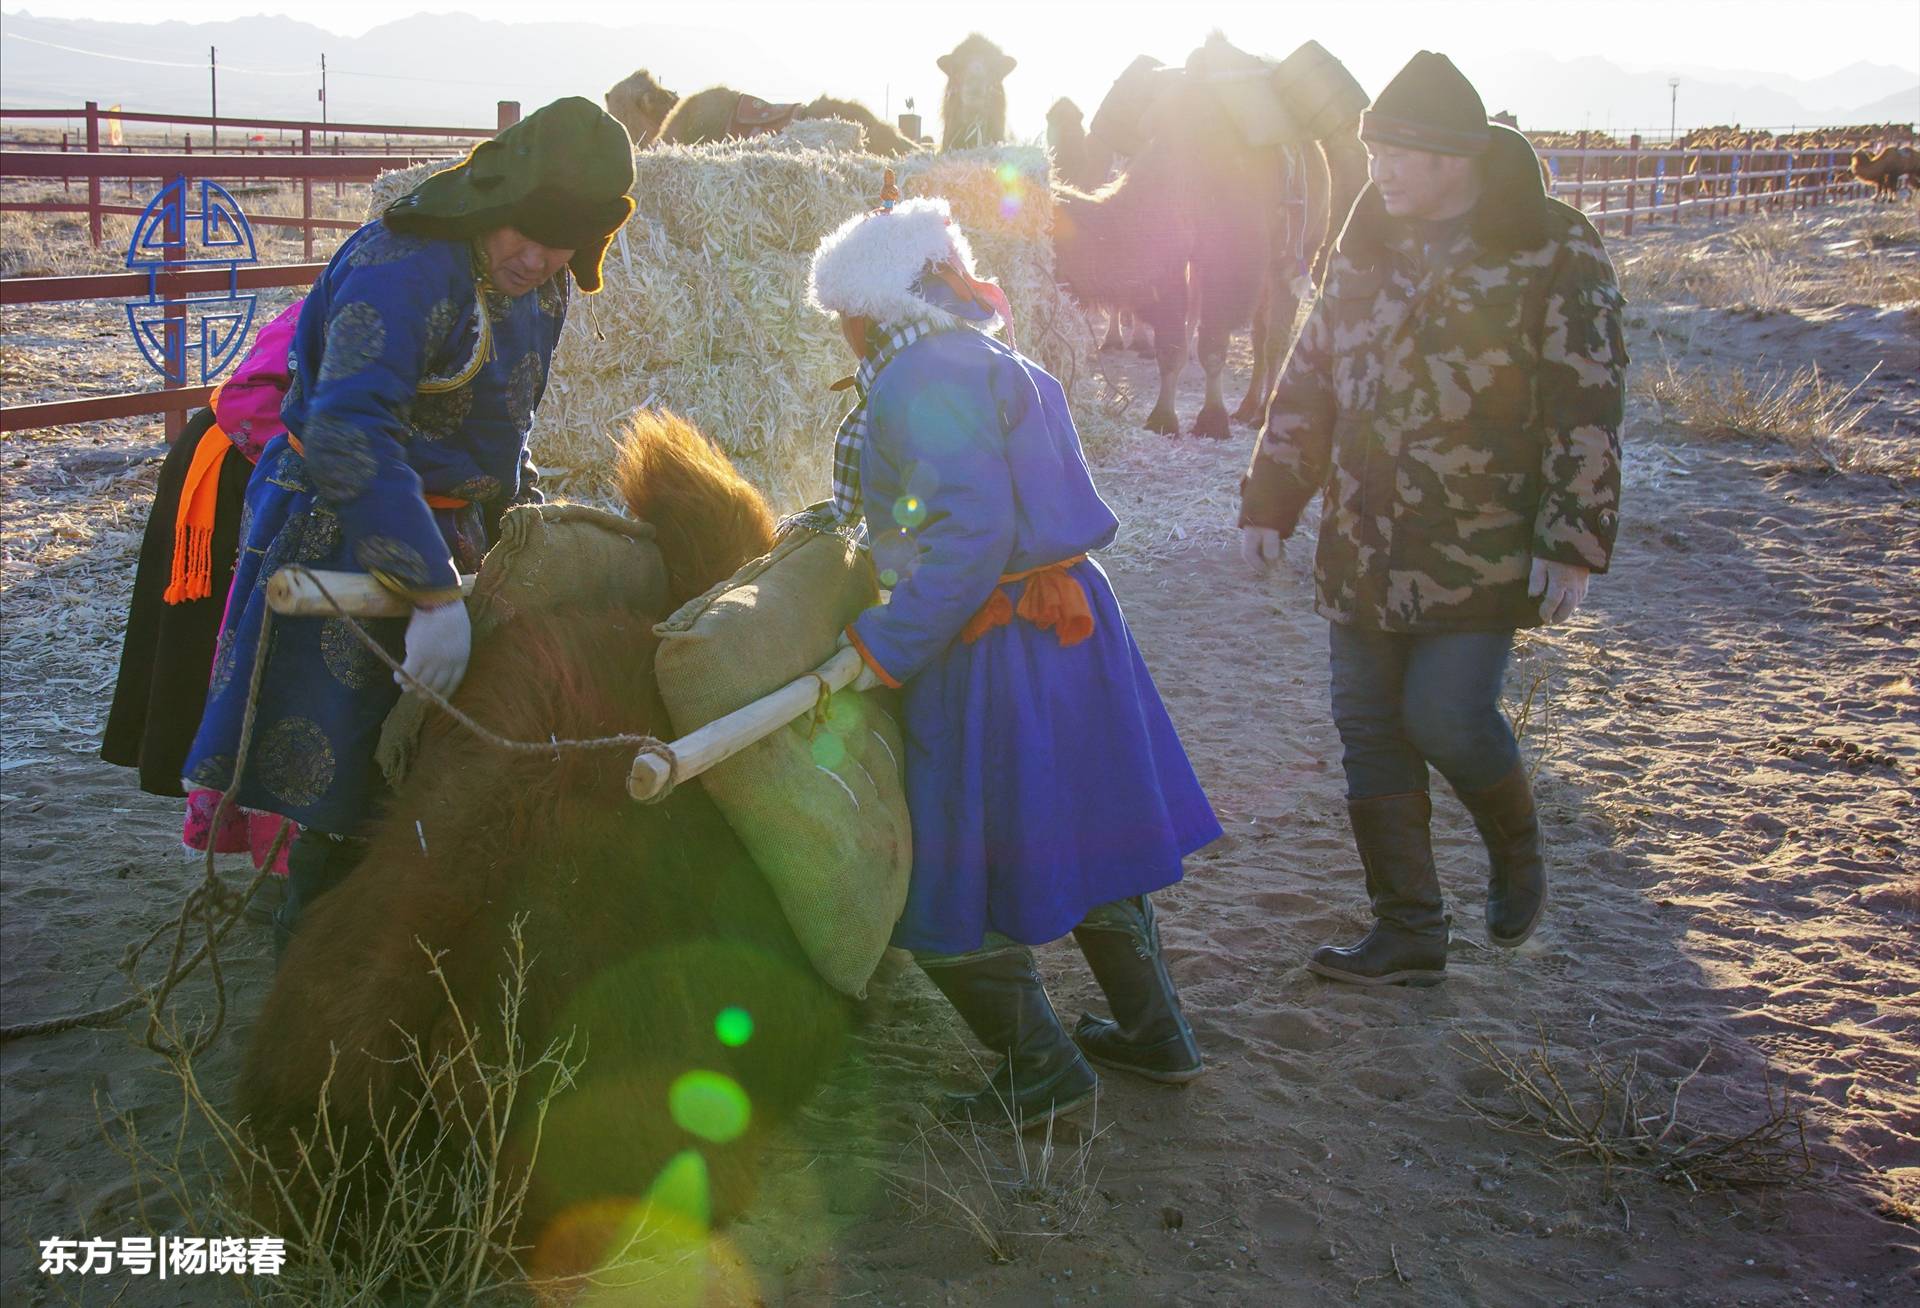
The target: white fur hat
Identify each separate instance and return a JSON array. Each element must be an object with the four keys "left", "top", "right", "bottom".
[{"left": 807, "top": 195, "right": 1004, "bottom": 334}]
